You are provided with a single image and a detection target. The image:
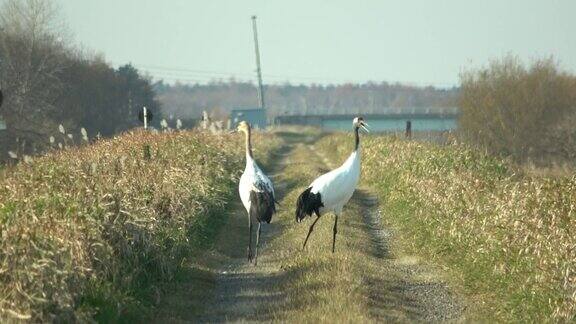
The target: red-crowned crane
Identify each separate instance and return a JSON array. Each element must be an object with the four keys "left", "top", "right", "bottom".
[
  {"left": 295, "top": 117, "right": 369, "bottom": 253},
  {"left": 236, "top": 121, "right": 276, "bottom": 265}
]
